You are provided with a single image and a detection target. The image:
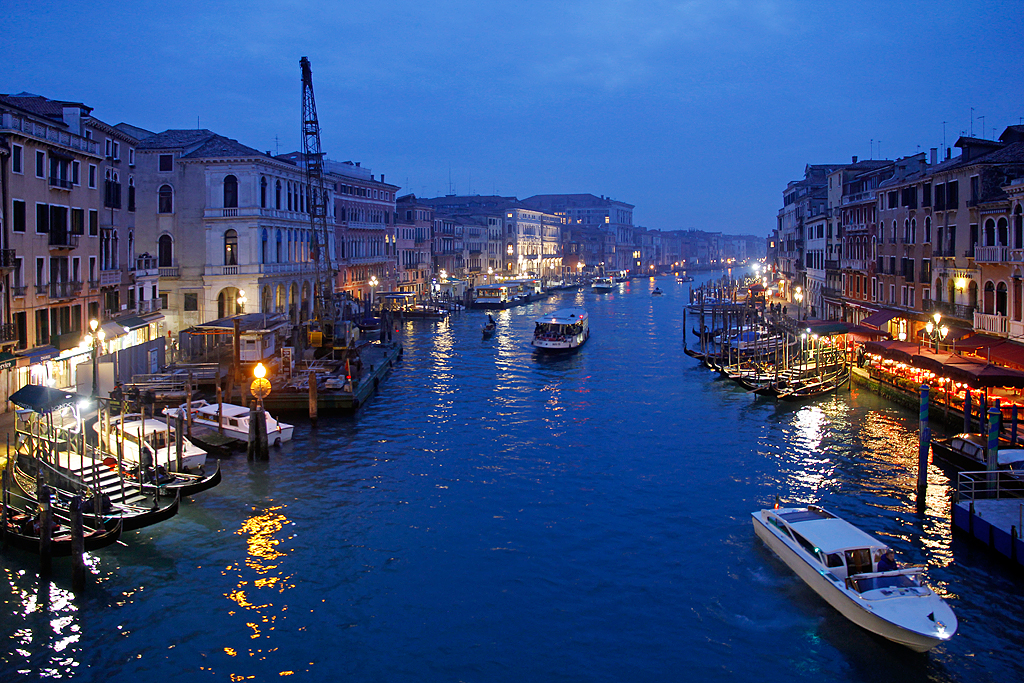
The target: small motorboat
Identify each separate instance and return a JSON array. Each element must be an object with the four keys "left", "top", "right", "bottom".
[
  {"left": 752, "top": 504, "right": 956, "bottom": 651},
  {"left": 651, "top": 287, "right": 663, "bottom": 296}
]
